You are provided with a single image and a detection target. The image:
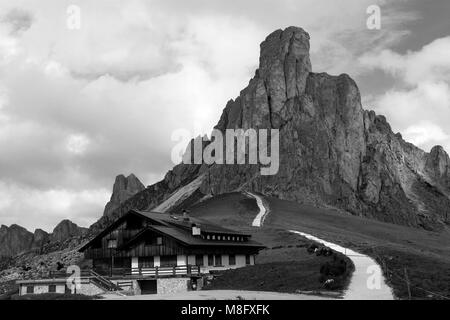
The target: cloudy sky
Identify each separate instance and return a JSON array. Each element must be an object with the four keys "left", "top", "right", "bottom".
[{"left": 0, "top": 0, "right": 449, "bottom": 232}]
